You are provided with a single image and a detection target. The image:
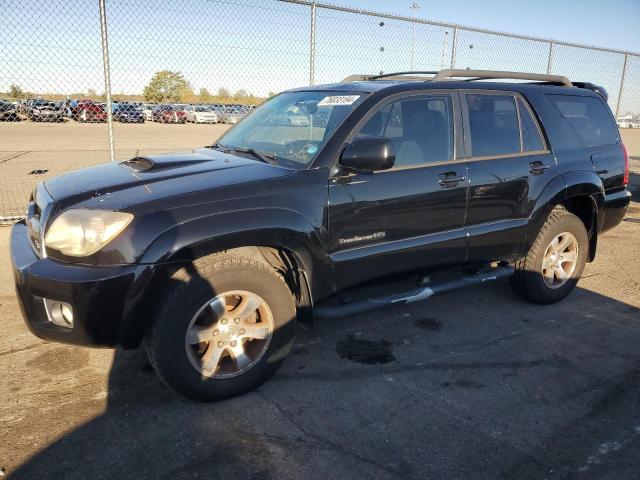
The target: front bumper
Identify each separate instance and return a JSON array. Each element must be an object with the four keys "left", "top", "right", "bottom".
[{"left": 11, "top": 221, "right": 140, "bottom": 347}]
